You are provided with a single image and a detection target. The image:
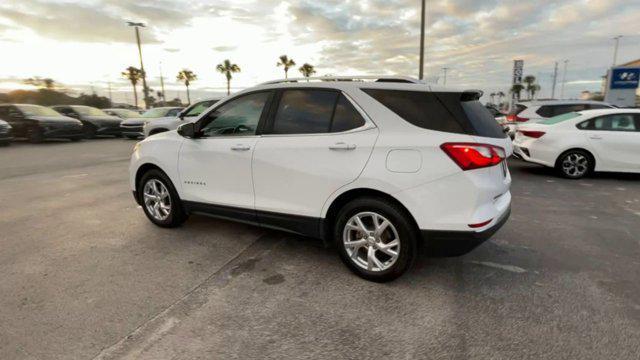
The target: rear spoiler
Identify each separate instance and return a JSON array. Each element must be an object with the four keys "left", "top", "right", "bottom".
[{"left": 461, "top": 90, "right": 483, "bottom": 101}]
